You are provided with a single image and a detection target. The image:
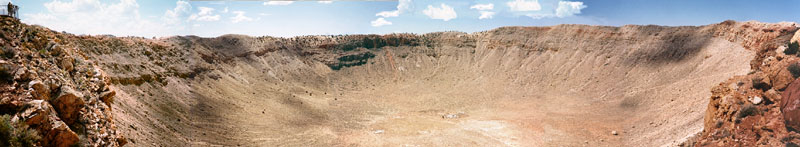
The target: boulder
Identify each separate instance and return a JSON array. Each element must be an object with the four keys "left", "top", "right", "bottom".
[
  {"left": 58, "top": 56, "right": 74, "bottom": 72},
  {"left": 44, "top": 119, "right": 79, "bottom": 147},
  {"left": 771, "top": 65, "right": 796, "bottom": 90},
  {"left": 781, "top": 78, "right": 800, "bottom": 131},
  {"left": 28, "top": 80, "right": 50, "bottom": 100},
  {"left": 17, "top": 100, "right": 52, "bottom": 126},
  {"left": 50, "top": 86, "right": 85, "bottom": 126}
]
